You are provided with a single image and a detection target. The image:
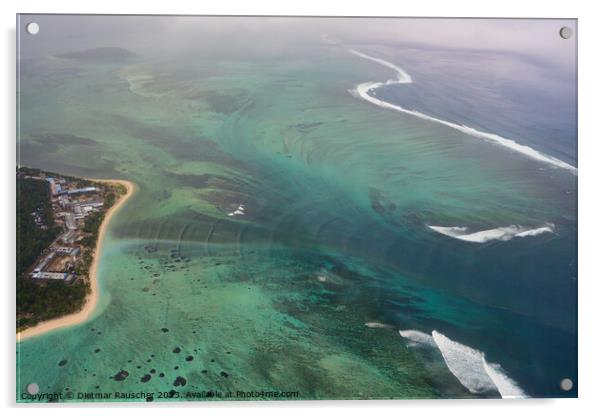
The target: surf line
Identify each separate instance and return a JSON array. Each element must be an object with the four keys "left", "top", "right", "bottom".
[
  {"left": 427, "top": 223, "right": 555, "bottom": 243},
  {"left": 348, "top": 49, "right": 577, "bottom": 175},
  {"left": 399, "top": 329, "right": 528, "bottom": 399}
]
